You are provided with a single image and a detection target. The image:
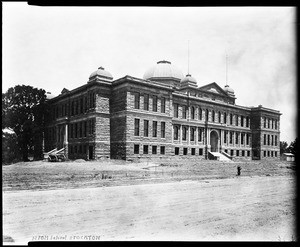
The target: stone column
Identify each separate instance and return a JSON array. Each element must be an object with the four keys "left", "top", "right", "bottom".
[
  {"left": 195, "top": 127, "right": 198, "bottom": 145},
  {"left": 180, "top": 125, "right": 182, "bottom": 144},
  {"left": 187, "top": 126, "right": 190, "bottom": 145}
]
